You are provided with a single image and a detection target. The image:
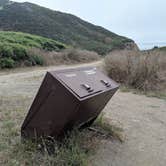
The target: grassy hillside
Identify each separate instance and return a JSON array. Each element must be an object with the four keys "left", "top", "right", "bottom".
[
  {"left": 0, "top": 0, "right": 135, "bottom": 55},
  {"left": 0, "top": 31, "right": 66, "bottom": 68},
  {"left": 0, "top": 31, "right": 66, "bottom": 50}
]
